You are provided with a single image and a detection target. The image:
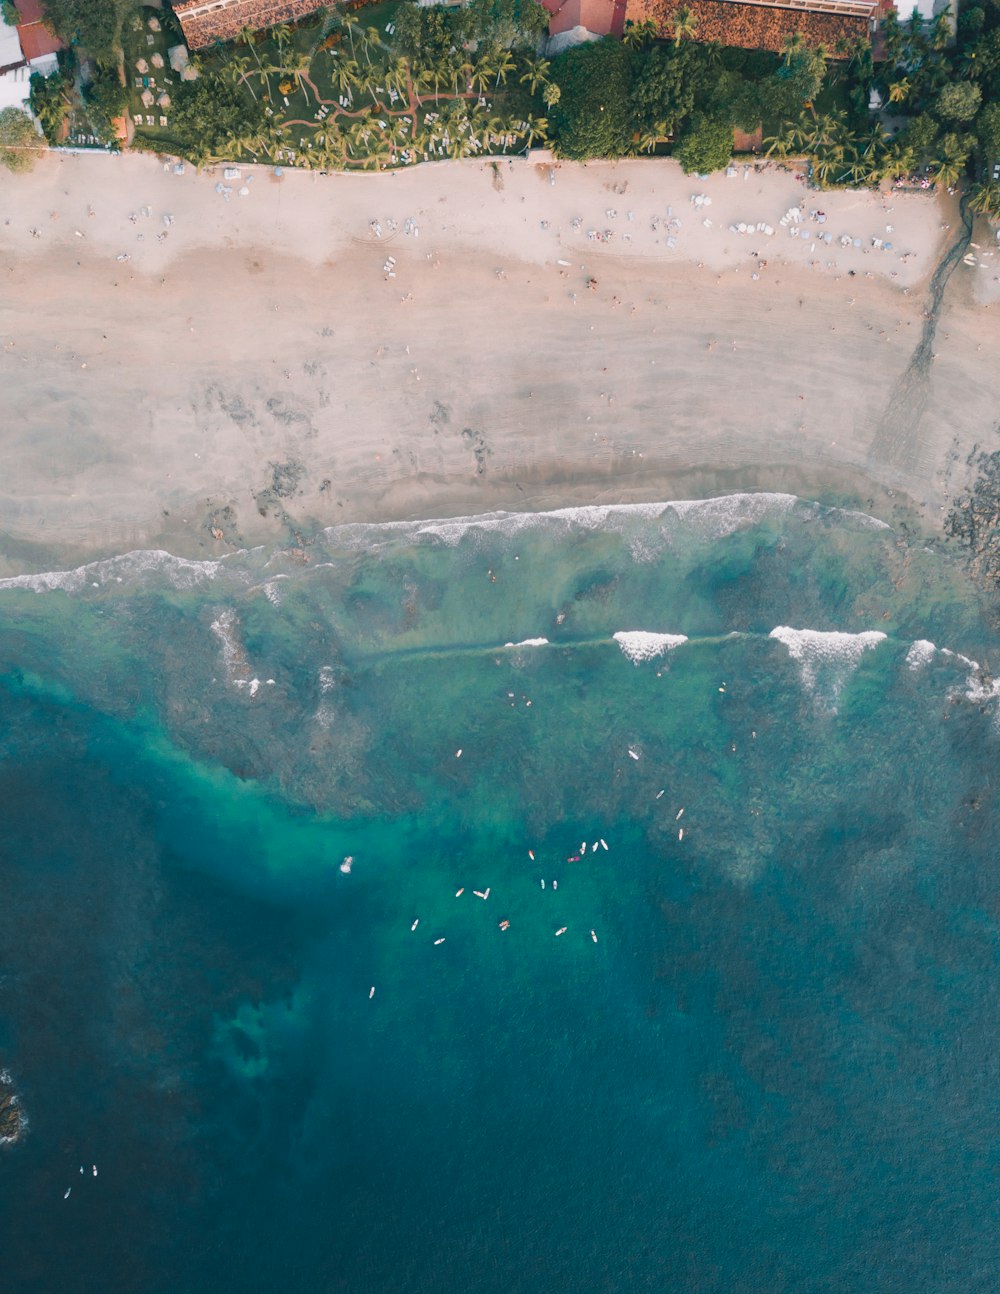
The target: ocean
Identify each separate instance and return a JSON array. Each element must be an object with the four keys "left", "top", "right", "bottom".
[{"left": 1, "top": 494, "right": 998, "bottom": 1293}]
